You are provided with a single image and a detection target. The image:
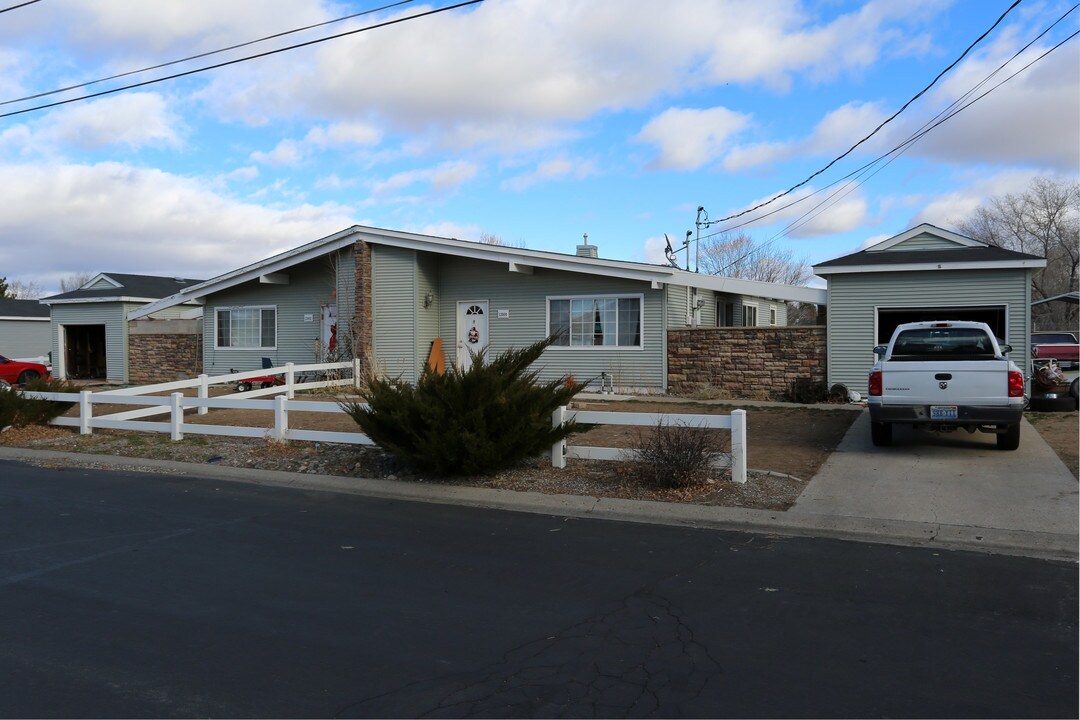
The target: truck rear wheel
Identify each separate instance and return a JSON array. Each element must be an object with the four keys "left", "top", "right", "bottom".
[
  {"left": 996, "top": 423, "right": 1020, "bottom": 451},
  {"left": 870, "top": 421, "right": 892, "bottom": 447}
]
